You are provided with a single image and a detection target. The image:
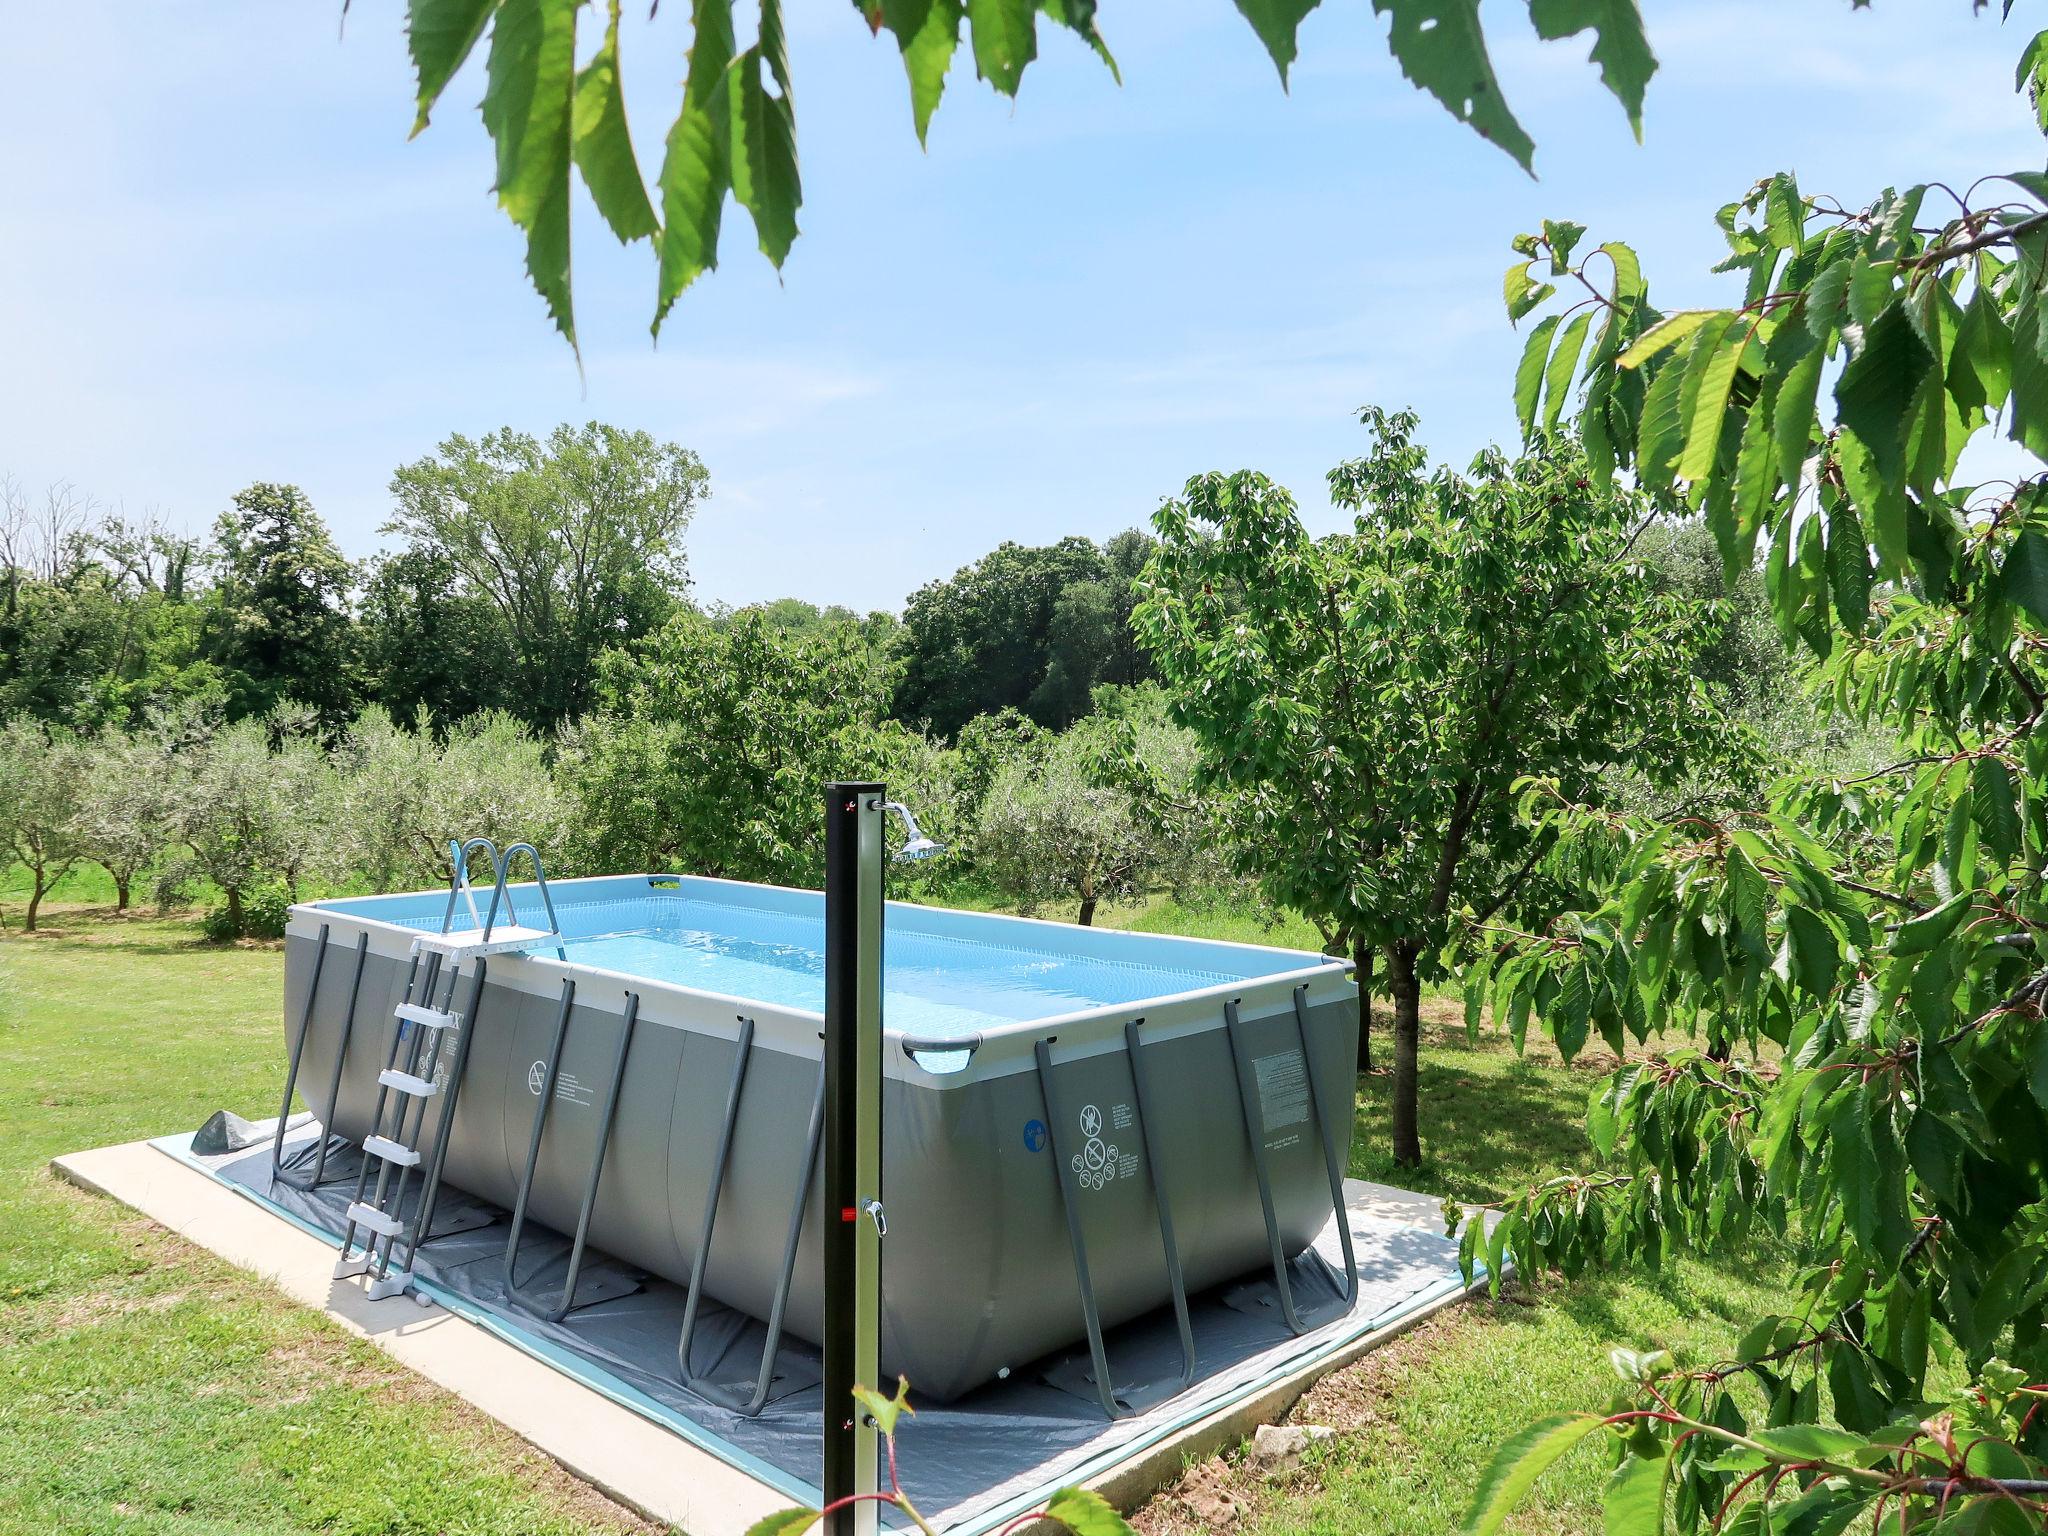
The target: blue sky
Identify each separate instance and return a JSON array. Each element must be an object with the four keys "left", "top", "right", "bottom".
[{"left": 2, "top": 2, "right": 2042, "bottom": 612}]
